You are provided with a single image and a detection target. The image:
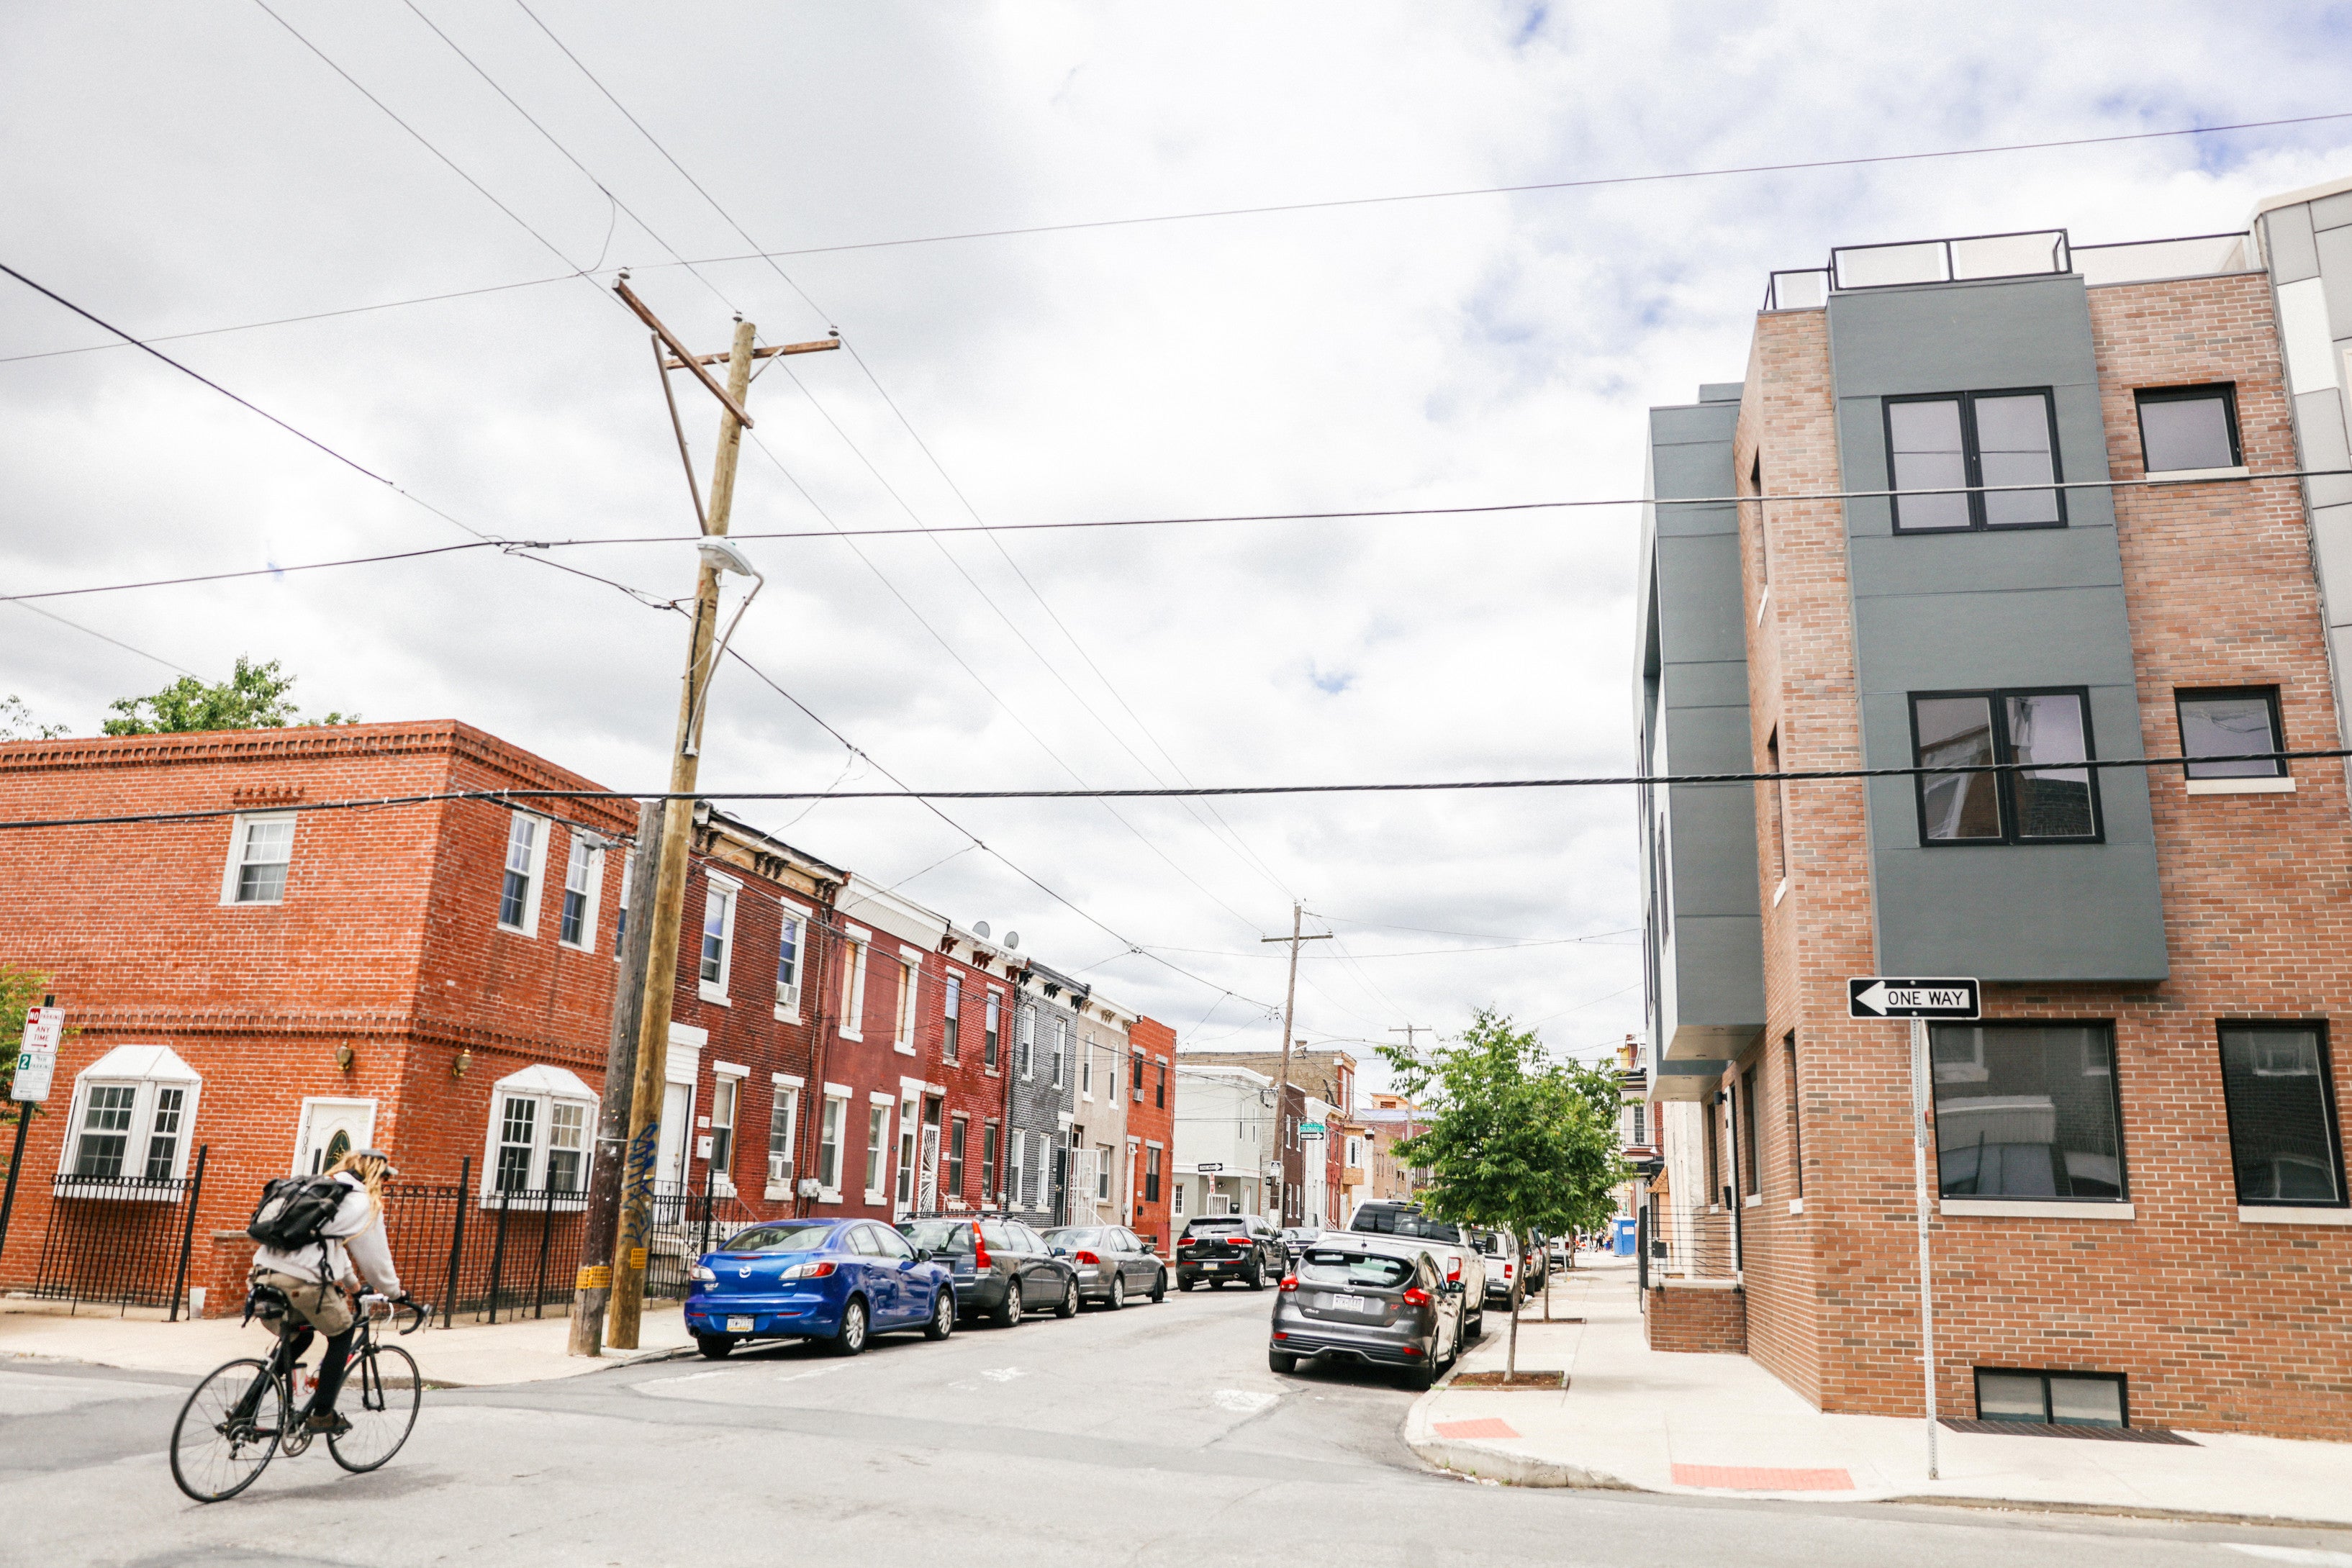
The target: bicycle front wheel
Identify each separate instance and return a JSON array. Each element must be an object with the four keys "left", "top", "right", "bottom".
[
  {"left": 328, "top": 1343, "right": 421, "bottom": 1473},
  {"left": 171, "top": 1357, "right": 284, "bottom": 1503}
]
